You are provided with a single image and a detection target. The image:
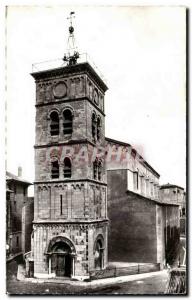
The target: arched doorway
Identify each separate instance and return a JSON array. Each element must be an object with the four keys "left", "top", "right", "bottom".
[
  {"left": 94, "top": 235, "right": 104, "bottom": 270},
  {"left": 51, "top": 242, "right": 72, "bottom": 277},
  {"left": 46, "top": 236, "right": 76, "bottom": 278}
]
